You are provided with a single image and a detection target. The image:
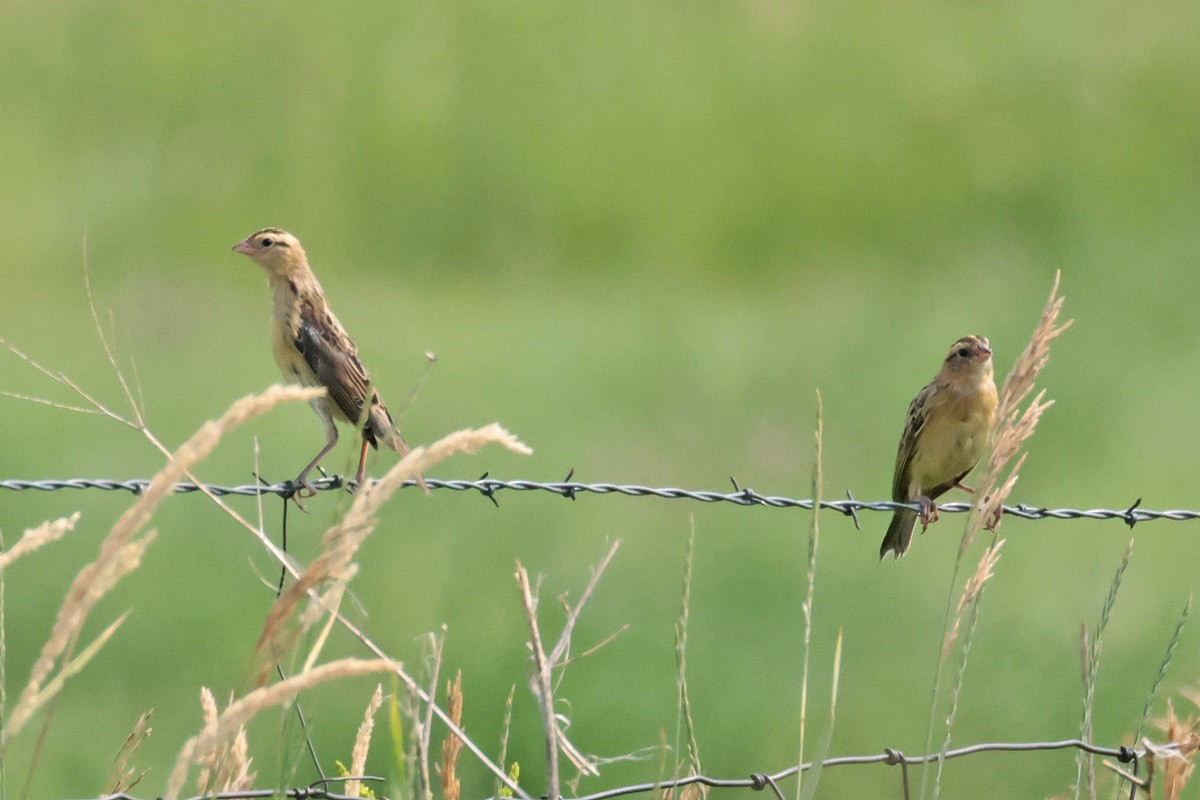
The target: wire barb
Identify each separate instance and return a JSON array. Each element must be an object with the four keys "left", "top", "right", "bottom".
[
  {"left": 1123, "top": 498, "right": 1143, "bottom": 529},
  {"left": 476, "top": 471, "right": 500, "bottom": 508},
  {"left": 882, "top": 748, "right": 910, "bottom": 800},
  {"left": 748, "top": 773, "right": 786, "bottom": 800},
  {"left": 843, "top": 490, "right": 861, "bottom": 531}
]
